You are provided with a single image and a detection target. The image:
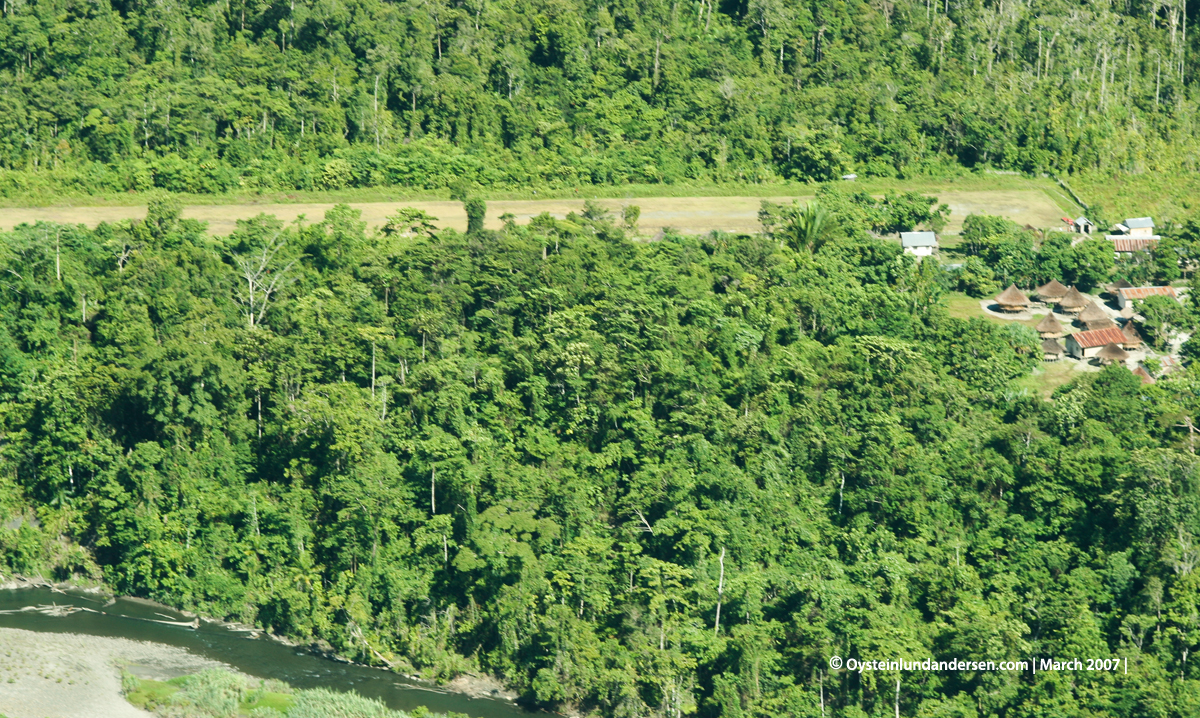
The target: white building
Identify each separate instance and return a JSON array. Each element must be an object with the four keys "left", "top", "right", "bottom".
[
  {"left": 900, "top": 231, "right": 937, "bottom": 257},
  {"left": 1116, "top": 285, "right": 1178, "bottom": 310}
]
